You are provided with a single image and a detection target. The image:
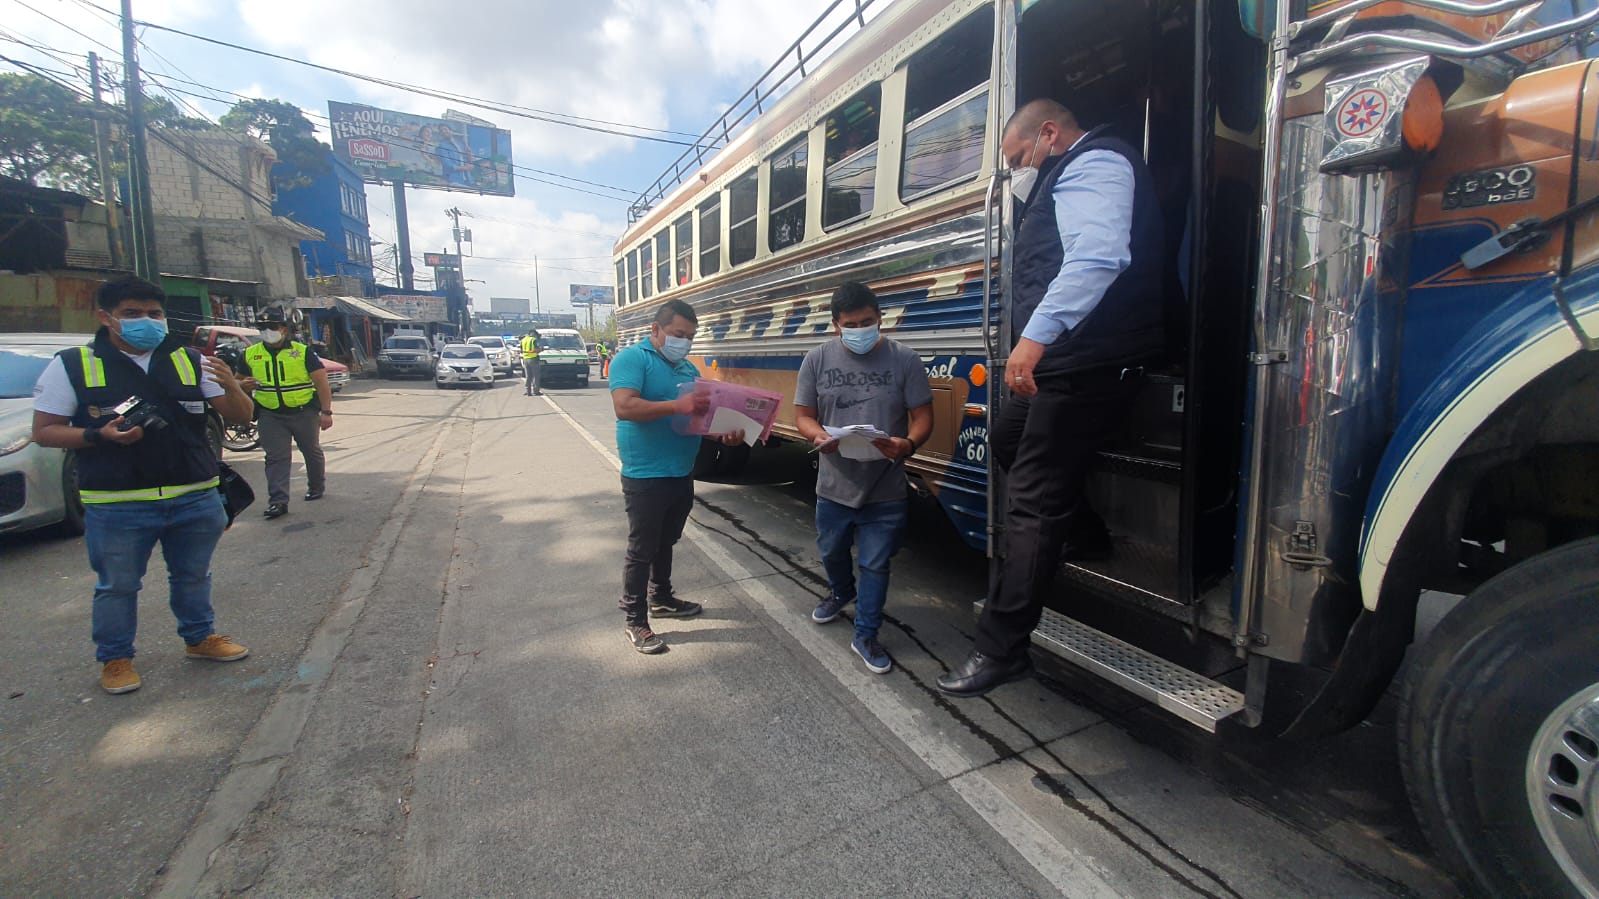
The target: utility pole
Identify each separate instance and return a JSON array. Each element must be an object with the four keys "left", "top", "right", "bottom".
[
  {"left": 120, "top": 0, "right": 160, "bottom": 280},
  {"left": 533, "top": 255, "right": 541, "bottom": 318},
  {"left": 445, "top": 206, "right": 471, "bottom": 336},
  {"left": 87, "top": 53, "right": 125, "bottom": 269}
]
